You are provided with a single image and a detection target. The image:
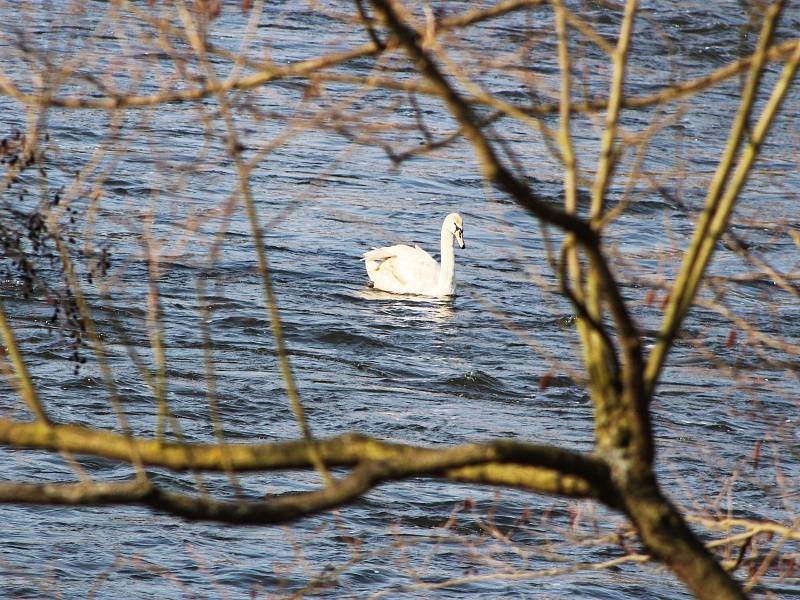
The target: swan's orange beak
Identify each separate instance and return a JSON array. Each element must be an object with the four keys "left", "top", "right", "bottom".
[{"left": 455, "top": 228, "right": 465, "bottom": 249}]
